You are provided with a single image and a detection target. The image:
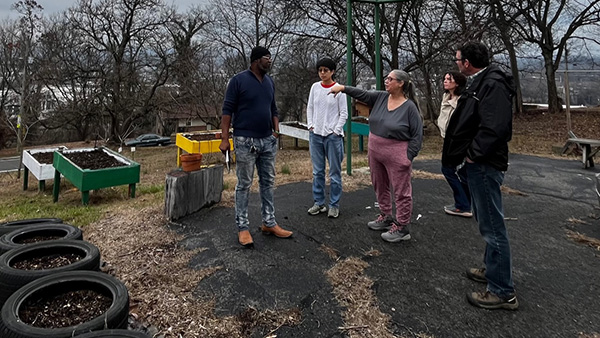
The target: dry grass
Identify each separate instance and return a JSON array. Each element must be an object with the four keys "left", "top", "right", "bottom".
[
  {"left": 326, "top": 257, "right": 395, "bottom": 338},
  {"left": 566, "top": 230, "right": 600, "bottom": 251}
]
